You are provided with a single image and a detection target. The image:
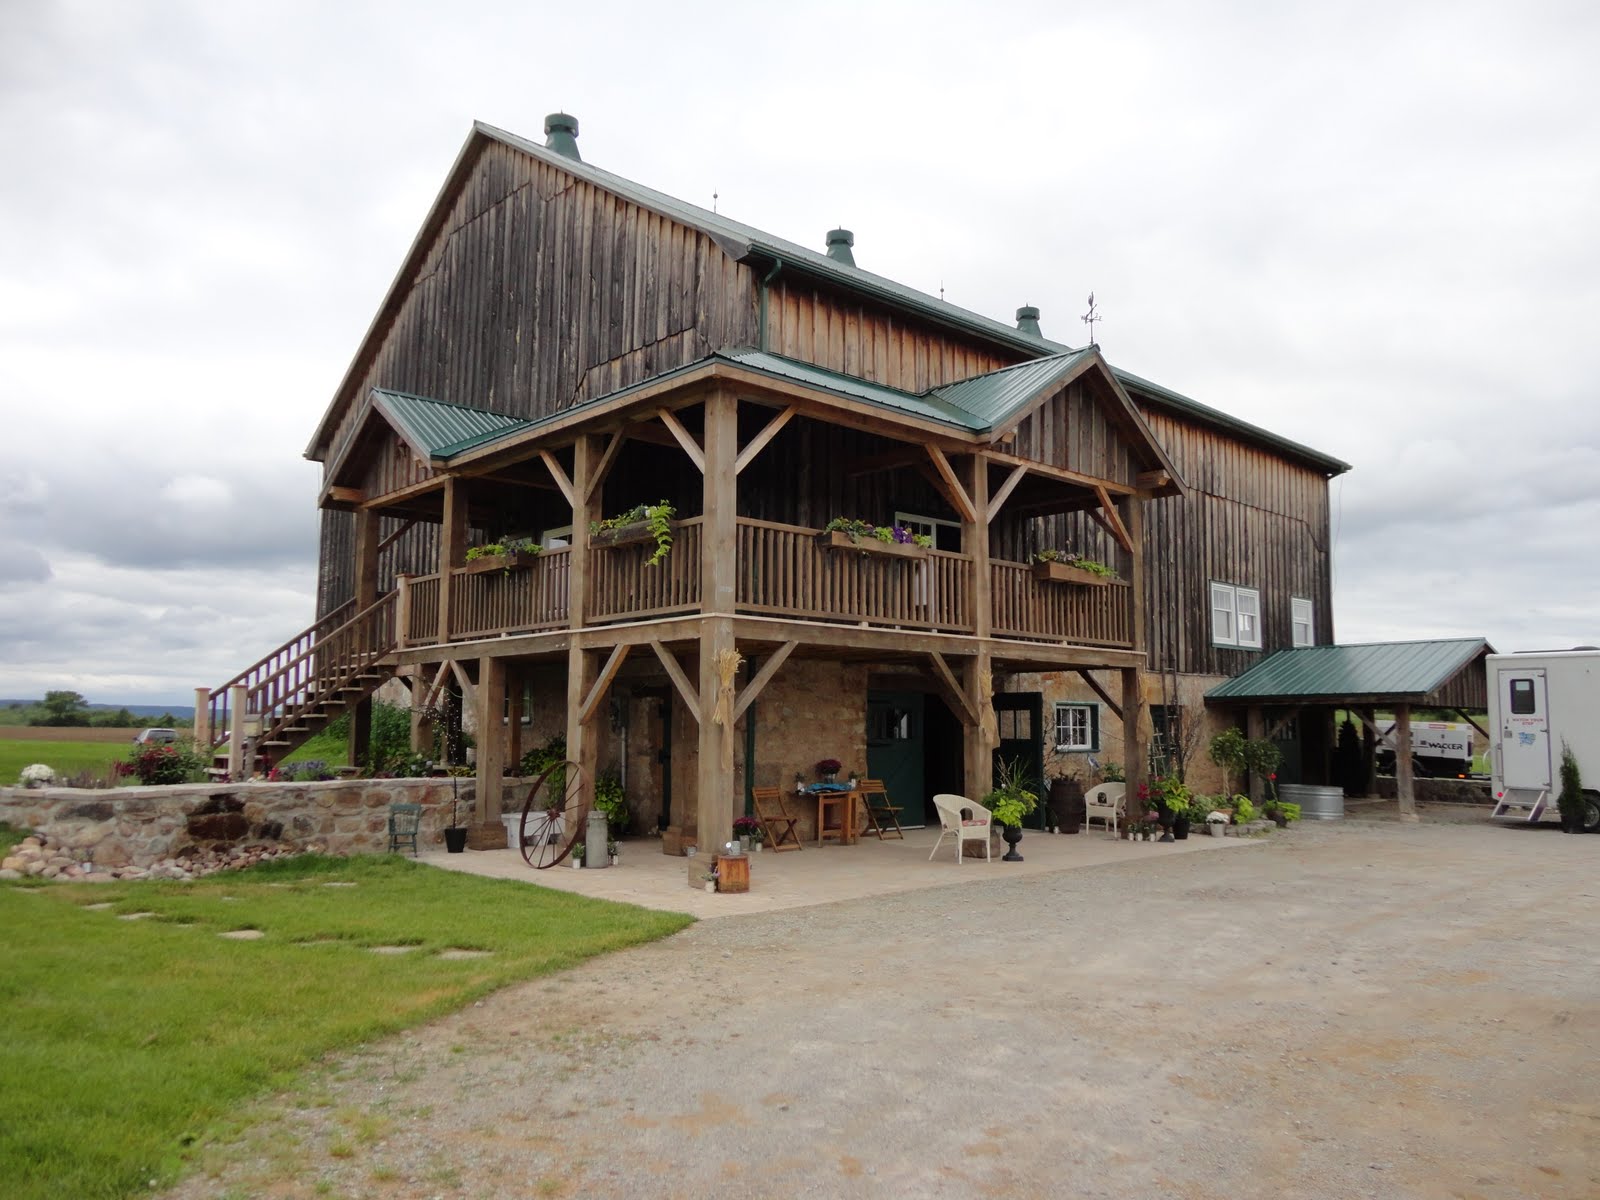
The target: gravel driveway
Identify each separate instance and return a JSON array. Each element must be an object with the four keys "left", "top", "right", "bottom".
[{"left": 167, "top": 808, "right": 1599, "bottom": 1200}]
